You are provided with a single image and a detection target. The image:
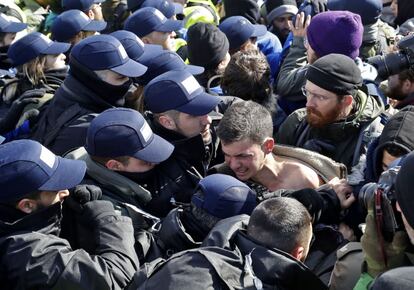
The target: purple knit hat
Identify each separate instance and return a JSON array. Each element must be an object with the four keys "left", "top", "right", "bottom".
[{"left": 306, "top": 11, "right": 363, "bottom": 60}]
